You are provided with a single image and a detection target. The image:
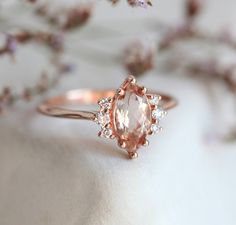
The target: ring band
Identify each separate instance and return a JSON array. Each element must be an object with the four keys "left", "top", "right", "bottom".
[
  {"left": 38, "top": 89, "right": 176, "bottom": 120},
  {"left": 38, "top": 76, "right": 177, "bottom": 159}
]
